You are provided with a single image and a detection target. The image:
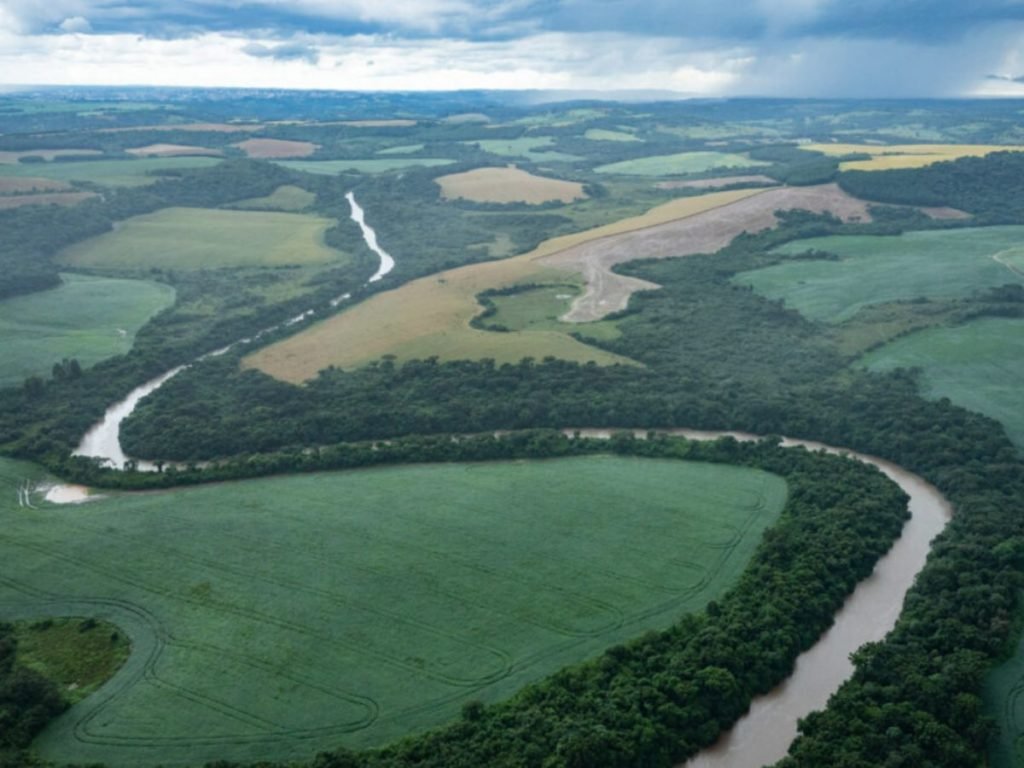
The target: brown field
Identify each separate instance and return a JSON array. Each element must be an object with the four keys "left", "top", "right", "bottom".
[
  {"left": 244, "top": 189, "right": 766, "bottom": 381},
  {"left": 99, "top": 123, "right": 262, "bottom": 133},
  {"left": 548, "top": 183, "right": 872, "bottom": 322},
  {"left": 0, "top": 177, "right": 71, "bottom": 194},
  {"left": 0, "top": 192, "right": 97, "bottom": 209},
  {"left": 126, "top": 143, "right": 222, "bottom": 158},
  {"left": 804, "top": 142, "right": 1024, "bottom": 171},
  {"left": 656, "top": 175, "right": 778, "bottom": 190},
  {"left": 0, "top": 149, "right": 103, "bottom": 164},
  {"left": 233, "top": 138, "right": 320, "bottom": 159},
  {"left": 437, "top": 167, "right": 587, "bottom": 204},
  {"left": 341, "top": 119, "right": 417, "bottom": 127}
]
